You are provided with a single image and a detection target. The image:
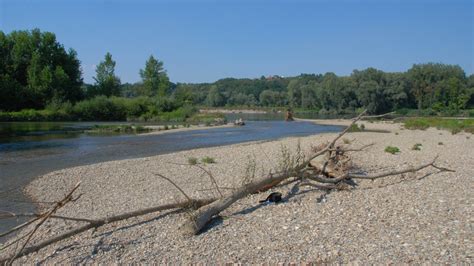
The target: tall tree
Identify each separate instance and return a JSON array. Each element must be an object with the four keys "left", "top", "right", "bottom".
[
  {"left": 94, "top": 52, "right": 121, "bottom": 97},
  {"left": 206, "top": 85, "right": 225, "bottom": 107},
  {"left": 139, "top": 55, "right": 169, "bottom": 97},
  {"left": 0, "top": 29, "right": 83, "bottom": 111}
]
